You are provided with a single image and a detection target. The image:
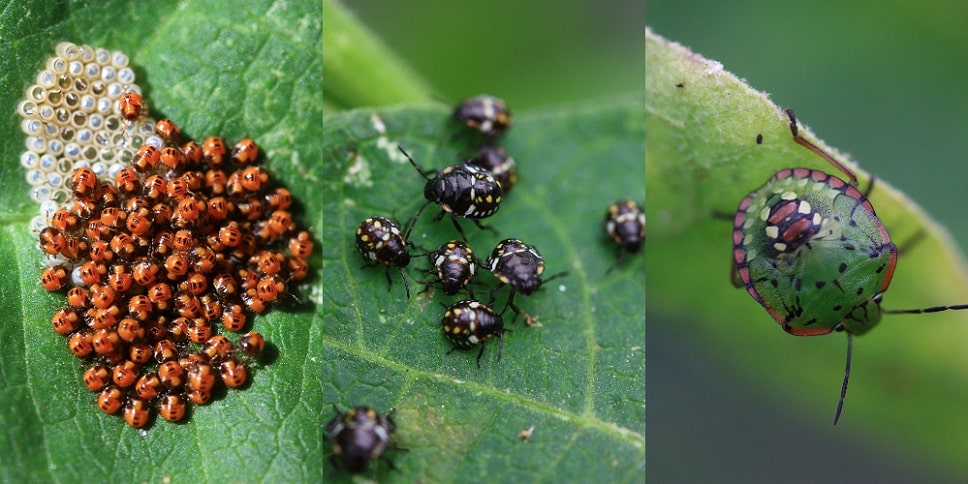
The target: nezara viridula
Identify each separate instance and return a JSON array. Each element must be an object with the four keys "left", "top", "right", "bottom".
[
  {"left": 734, "top": 108, "right": 968, "bottom": 424},
  {"left": 467, "top": 143, "right": 517, "bottom": 194},
  {"left": 453, "top": 94, "right": 511, "bottom": 139},
  {"left": 441, "top": 299, "right": 505, "bottom": 368},
  {"left": 486, "top": 238, "right": 567, "bottom": 326},
  {"left": 424, "top": 240, "right": 477, "bottom": 296},
  {"left": 355, "top": 216, "right": 412, "bottom": 298},
  {"left": 604, "top": 199, "right": 645, "bottom": 272},
  {"left": 398, "top": 145, "right": 502, "bottom": 241},
  {"left": 326, "top": 405, "right": 405, "bottom": 473}
]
